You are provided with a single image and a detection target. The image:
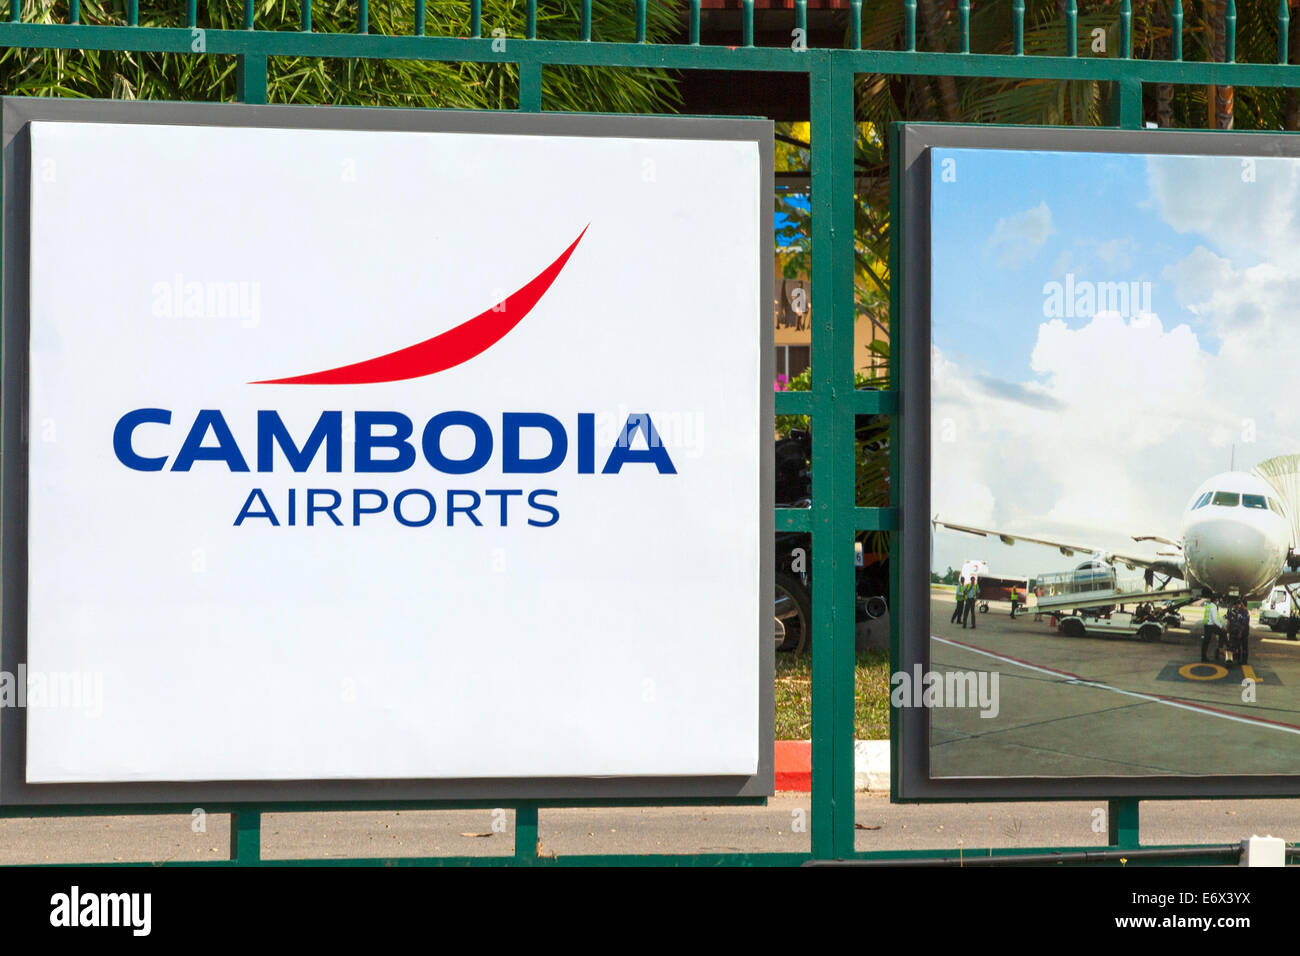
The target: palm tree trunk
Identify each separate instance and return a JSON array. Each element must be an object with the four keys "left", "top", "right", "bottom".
[
  {"left": 1210, "top": 0, "right": 1233, "bottom": 129},
  {"left": 918, "top": 0, "right": 960, "bottom": 120},
  {"left": 1156, "top": 2, "right": 1174, "bottom": 126}
]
